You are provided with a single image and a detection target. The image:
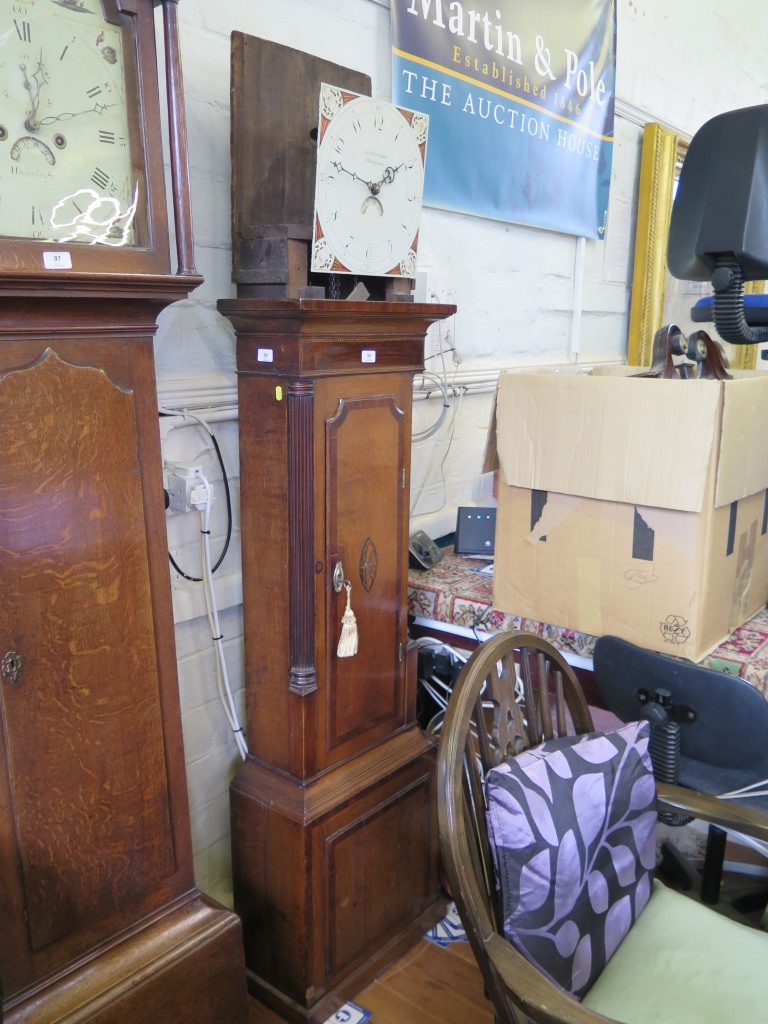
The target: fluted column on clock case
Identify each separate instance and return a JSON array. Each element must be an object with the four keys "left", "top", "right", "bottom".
[
  {"left": 219, "top": 297, "right": 456, "bottom": 1023},
  {"left": 288, "top": 379, "right": 318, "bottom": 697}
]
